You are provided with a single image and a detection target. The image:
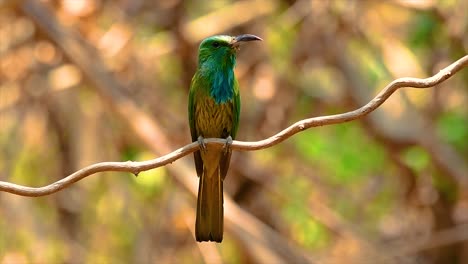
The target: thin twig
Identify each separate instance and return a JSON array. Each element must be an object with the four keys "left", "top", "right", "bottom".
[{"left": 0, "top": 55, "right": 467, "bottom": 196}]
